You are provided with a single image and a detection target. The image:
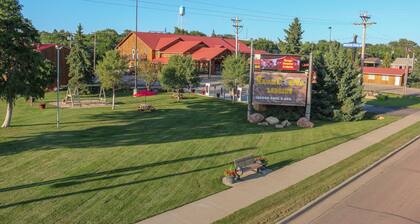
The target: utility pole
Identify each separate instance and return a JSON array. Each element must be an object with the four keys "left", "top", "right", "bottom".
[
  {"left": 134, "top": 0, "right": 139, "bottom": 94},
  {"left": 328, "top": 26, "right": 332, "bottom": 42},
  {"left": 404, "top": 48, "right": 410, "bottom": 95},
  {"left": 231, "top": 17, "right": 243, "bottom": 57},
  {"left": 354, "top": 12, "right": 376, "bottom": 68},
  {"left": 305, "top": 52, "right": 313, "bottom": 120},
  {"left": 247, "top": 39, "right": 254, "bottom": 119}
]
